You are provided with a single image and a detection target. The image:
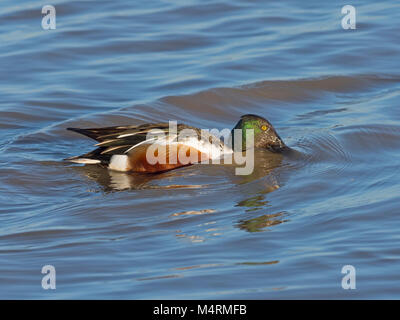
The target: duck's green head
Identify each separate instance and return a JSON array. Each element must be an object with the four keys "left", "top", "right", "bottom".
[{"left": 231, "top": 114, "right": 286, "bottom": 152}]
